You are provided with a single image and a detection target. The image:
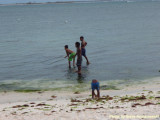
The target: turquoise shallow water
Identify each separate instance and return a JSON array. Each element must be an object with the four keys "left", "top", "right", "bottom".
[{"left": 0, "top": 1, "right": 160, "bottom": 91}]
